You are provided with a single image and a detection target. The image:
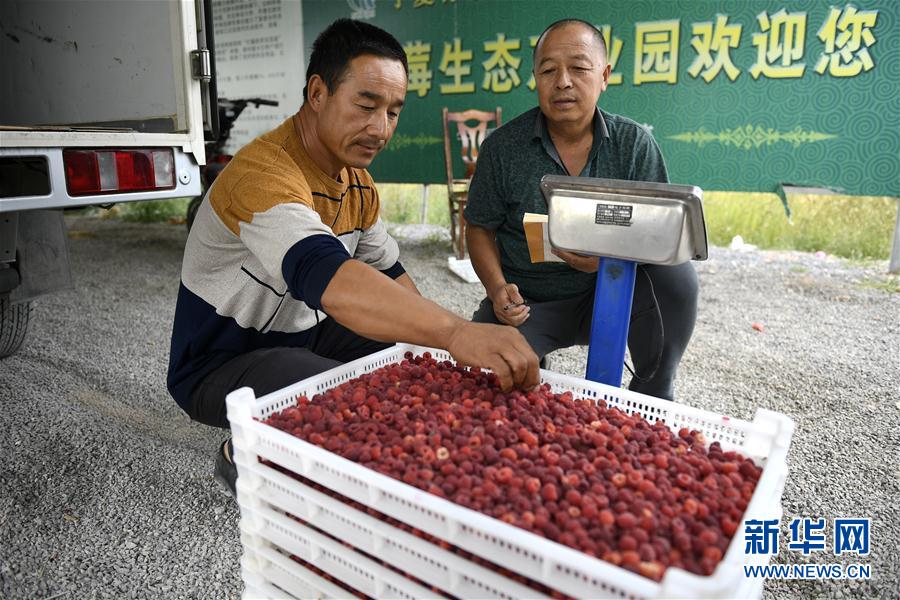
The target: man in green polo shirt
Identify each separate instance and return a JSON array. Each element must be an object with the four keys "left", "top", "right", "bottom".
[{"left": 464, "top": 18, "right": 698, "bottom": 401}]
